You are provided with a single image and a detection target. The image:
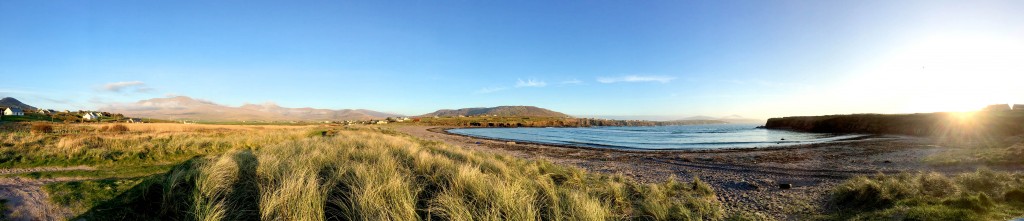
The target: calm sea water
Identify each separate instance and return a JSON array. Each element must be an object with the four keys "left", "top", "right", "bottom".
[{"left": 448, "top": 124, "right": 863, "bottom": 150}]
